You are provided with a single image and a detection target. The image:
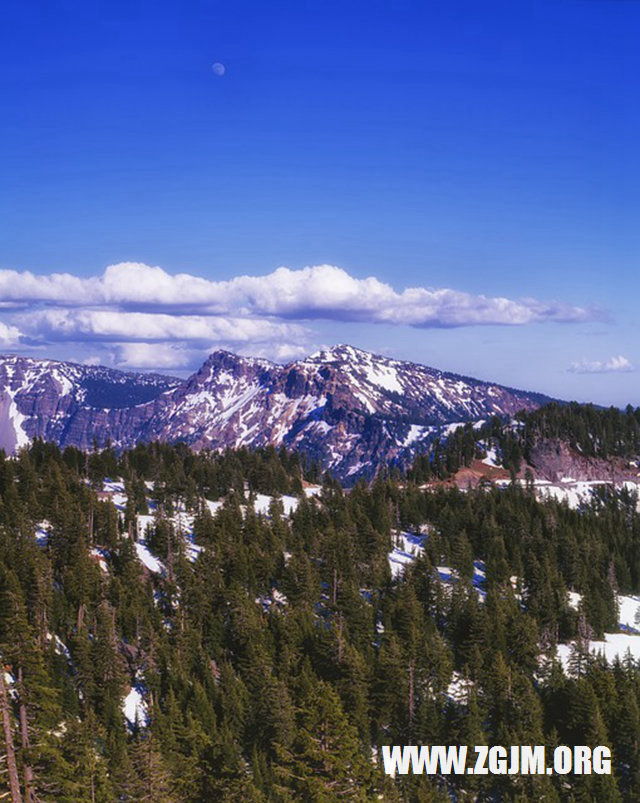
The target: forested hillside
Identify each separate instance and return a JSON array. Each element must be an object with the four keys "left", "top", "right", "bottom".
[
  {"left": 2, "top": 439, "right": 640, "bottom": 800},
  {"left": 408, "top": 401, "right": 640, "bottom": 483}
]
